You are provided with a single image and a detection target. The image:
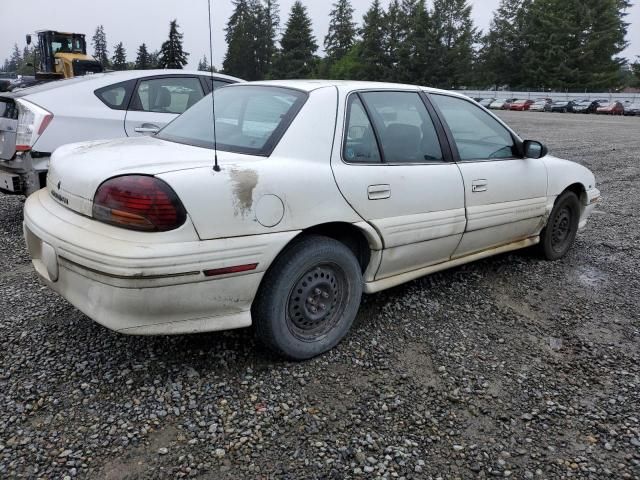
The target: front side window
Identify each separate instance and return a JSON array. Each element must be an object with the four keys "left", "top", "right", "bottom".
[
  {"left": 131, "top": 77, "right": 204, "bottom": 114},
  {"left": 157, "top": 86, "right": 307, "bottom": 156},
  {"left": 360, "top": 91, "right": 443, "bottom": 163},
  {"left": 431, "top": 94, "right": 516, "bottom": 161}
]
